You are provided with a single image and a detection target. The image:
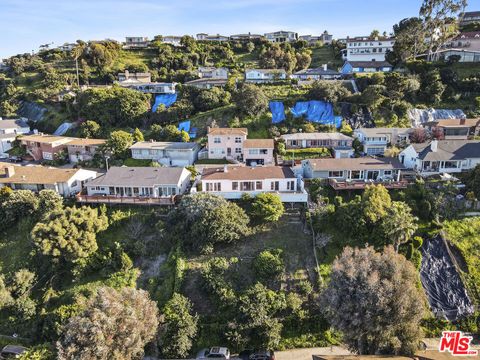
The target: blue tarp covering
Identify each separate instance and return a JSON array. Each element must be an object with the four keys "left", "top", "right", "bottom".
[
  {"left": 269, "top": 101, "right": 286, "bottom": 123},
  {"left": 189, "top": 127, "right": 198, "bottom": 139},
  {"left": 305, "top": 100, "right": 334, "bottom": 122},
  {"left": 152, "top": 93, "right": 177, "bottom": 112},
  {"left": 290, "top": 101, "right": 309, "bottom": 117},
  {"left": 178, "top": 120, "right": 191, "bottom": 133}
]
